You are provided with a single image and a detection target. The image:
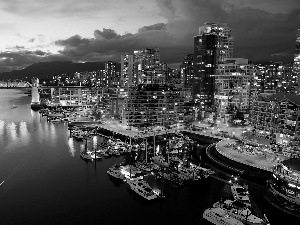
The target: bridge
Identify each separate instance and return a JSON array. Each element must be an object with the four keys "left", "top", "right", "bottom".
[{"left": 0, "top": 81, "right": 32, "bottom": 88}]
